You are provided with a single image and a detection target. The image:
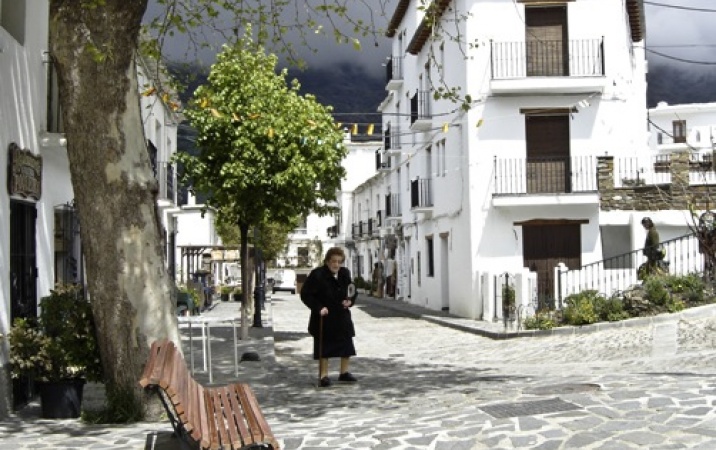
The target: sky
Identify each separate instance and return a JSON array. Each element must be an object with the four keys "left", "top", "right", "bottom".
[
  {"left": 148, "top": 0, "right": 716, "bottom": 77},
  {"left": 644, "top": 0, "right": 716, "bottom": 70}
]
